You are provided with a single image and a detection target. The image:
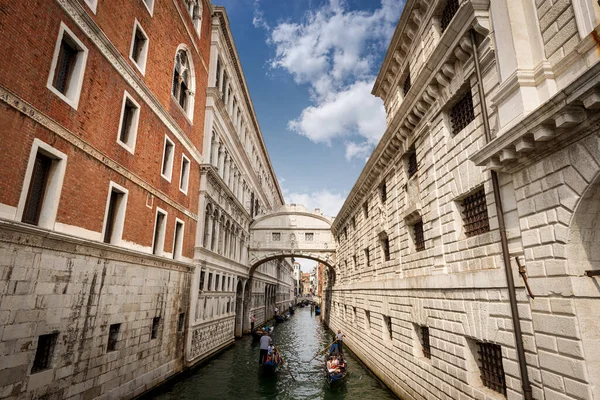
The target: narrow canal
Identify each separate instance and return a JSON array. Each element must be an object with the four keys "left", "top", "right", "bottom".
[{"left": 143, "top": 306, "right": 398, "bottom": 400}]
